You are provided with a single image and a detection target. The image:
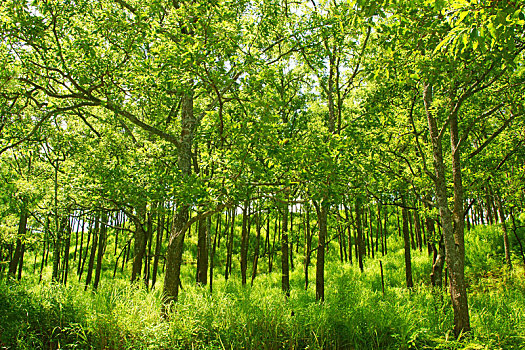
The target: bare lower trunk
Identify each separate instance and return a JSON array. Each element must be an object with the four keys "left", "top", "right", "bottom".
[
  {"left": 431, "top": 236, "right": 445, "bottom": 287},
  {"left": 304, "top": 206, "right": 312, "bottom": 290},
  {"left": 355, "top": 200, "right": 365, "bottom": 272},
  {"left": 162, "top": 90, "right": 195, "bottom": 308},
  {"left": 162, "top": 205, "right": 189, "bottom": 307},
  {"left": 314, "top": 201, "right": 327, "bottom": 301},
  {"left": 241, "top": 200, "right": 250, "bottom": 286},
  {"left": 424, "top": 83, "right": 470, "bottom": 337},
  {"left": 402, "top": 206, "right": 413, "bottom": 288},
  {"left": 93, "top": 213, "right": 108, "bottom": 289},
  {"left": 497, "top": 197, "right": 512, "bottom": 269},
  {"left": 84, "top": 215, "right": 100, "bottom": 290},
  {"left": 196, "top": 216, "right": 208, "bottom": 284},
  {"left": 131, "top": 206, "right": 147, "bottom": 283},
  {"left": 251, "top": 211, "right": 261, "bottom": 286},
  {"left": 281, "top": 202, "right": 290, "bottom": 295}
]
